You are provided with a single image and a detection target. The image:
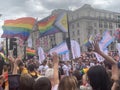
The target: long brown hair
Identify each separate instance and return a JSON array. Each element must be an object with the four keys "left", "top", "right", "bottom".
[
  {"left": 58, "top": 76, "right": 78, "bottom": 90},
  {"left": 20, "top": 74, "right": 35, "bottom": 90}
]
